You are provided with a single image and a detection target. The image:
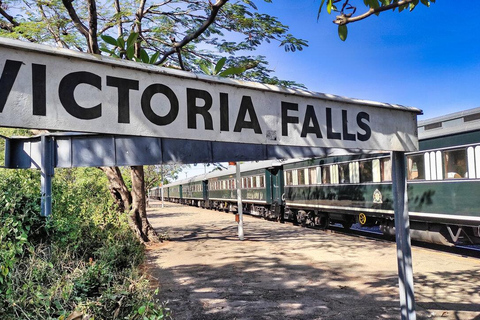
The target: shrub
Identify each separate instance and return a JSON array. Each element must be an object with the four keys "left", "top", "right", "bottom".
[{"left": 0, "top": 167, "right": 170, "bottom": 319}]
